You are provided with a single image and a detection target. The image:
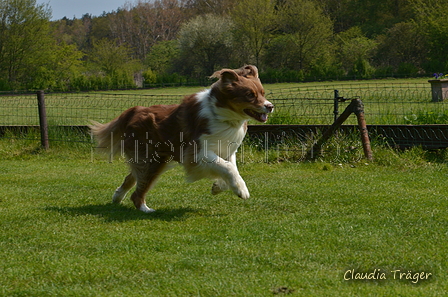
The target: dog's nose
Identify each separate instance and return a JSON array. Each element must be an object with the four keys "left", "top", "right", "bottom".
[{"left": 265, "top": 102, "right": 274, "bottom": 113}]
